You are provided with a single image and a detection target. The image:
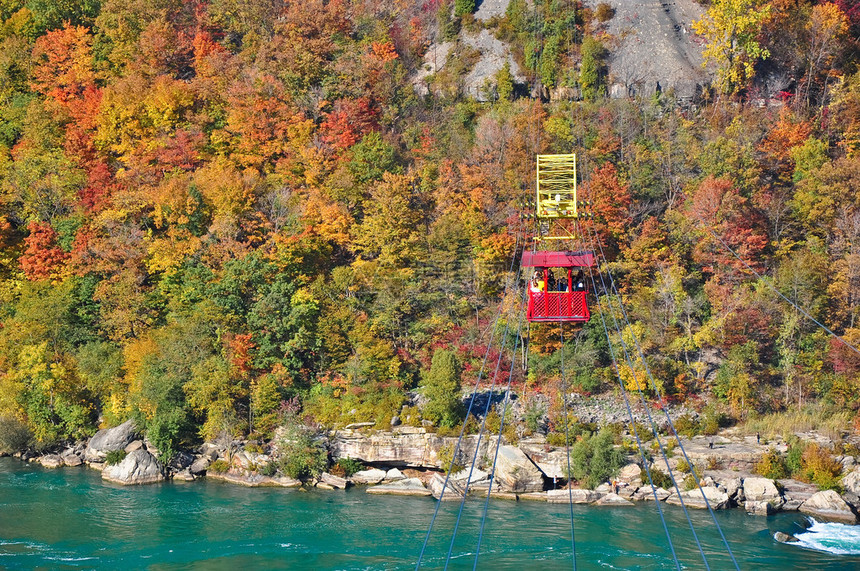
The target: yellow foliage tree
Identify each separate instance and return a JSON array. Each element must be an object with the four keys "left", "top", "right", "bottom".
[{"left": 692, "top": 0, "right": 772, "bottom": 95}]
